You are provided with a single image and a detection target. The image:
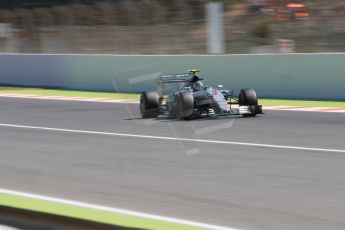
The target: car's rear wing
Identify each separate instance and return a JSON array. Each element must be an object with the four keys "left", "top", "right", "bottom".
[{"left": 158, "top": 73, "right": 189, "bottom": 84}]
